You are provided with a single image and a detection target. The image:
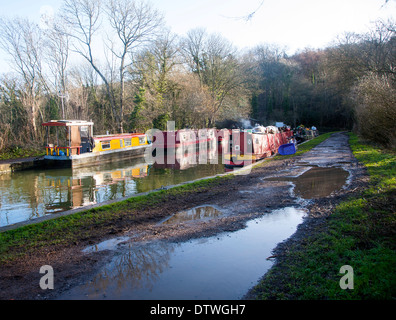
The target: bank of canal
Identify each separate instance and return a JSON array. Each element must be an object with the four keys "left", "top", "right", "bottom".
[{"left": 3, "top": 131, "right": 388, "bottom": 300}]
